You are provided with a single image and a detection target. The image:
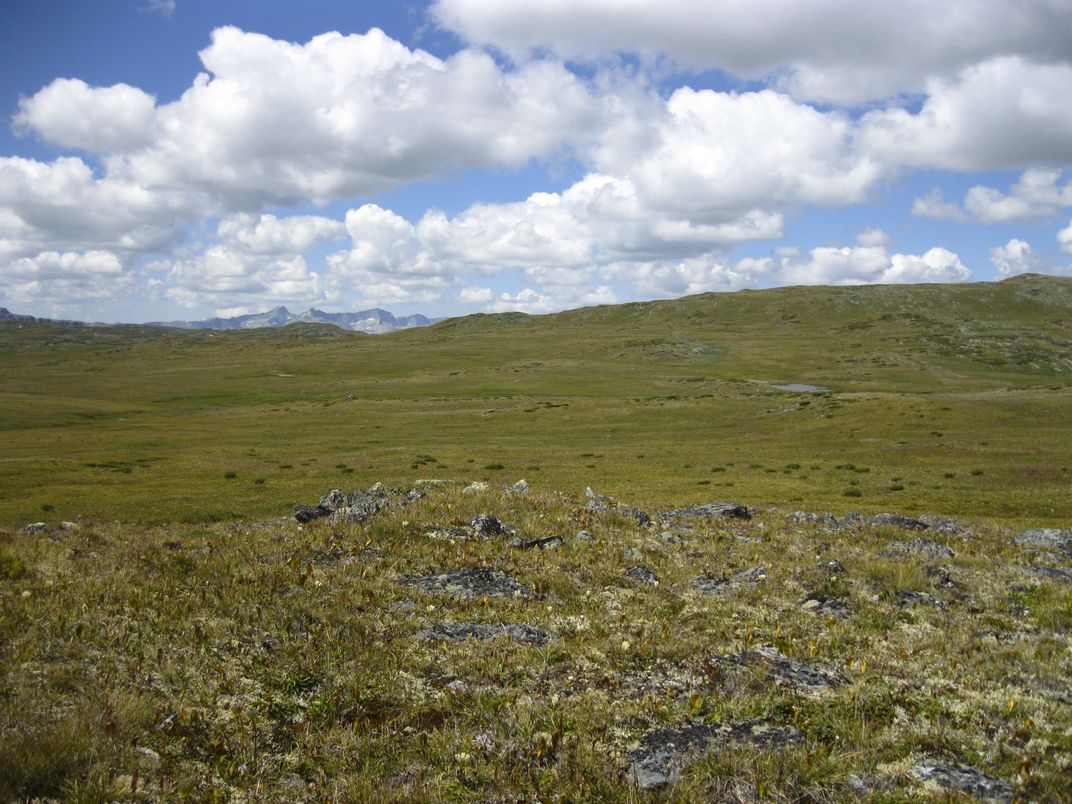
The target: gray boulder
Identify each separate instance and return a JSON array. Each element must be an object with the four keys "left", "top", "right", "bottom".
[
  {"left": 402, "top": 566, "right": 533, "bottom": 599},
  {"left": 1016, "top": 528, "right": 1072, "bottom": 556}
]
